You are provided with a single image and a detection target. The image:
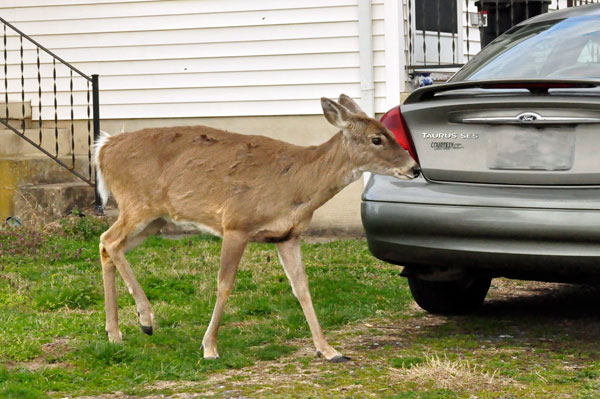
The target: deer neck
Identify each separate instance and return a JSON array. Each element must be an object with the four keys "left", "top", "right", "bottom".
[{"left": 297, "top": 132, "right": 362, "bottom": 213}]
